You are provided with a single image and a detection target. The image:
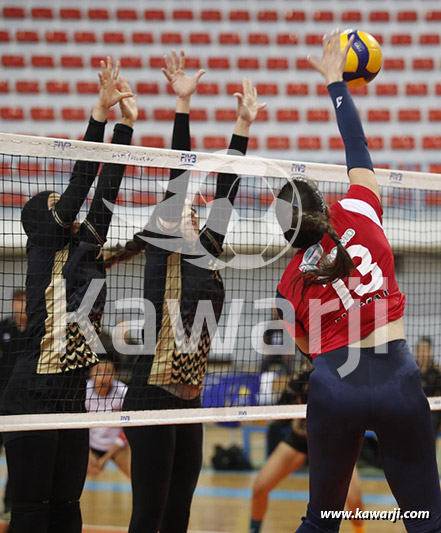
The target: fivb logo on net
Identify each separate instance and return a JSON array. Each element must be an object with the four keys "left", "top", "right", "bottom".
[{"left": 104, "top": 149, "right": 305, "bottom": 271}]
